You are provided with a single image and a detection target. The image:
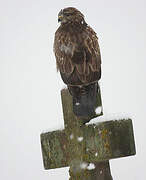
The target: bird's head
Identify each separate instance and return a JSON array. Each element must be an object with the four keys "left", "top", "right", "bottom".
[{"left": 58, "top": 7, "right": 85, "bottom": 25}]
